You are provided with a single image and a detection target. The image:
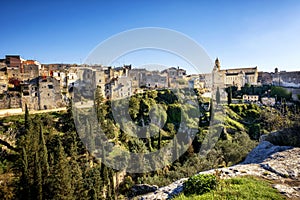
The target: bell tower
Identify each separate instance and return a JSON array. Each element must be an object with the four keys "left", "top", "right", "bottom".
[{"left": 214, "top": 57, "right": 221, "bottom": 71}]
